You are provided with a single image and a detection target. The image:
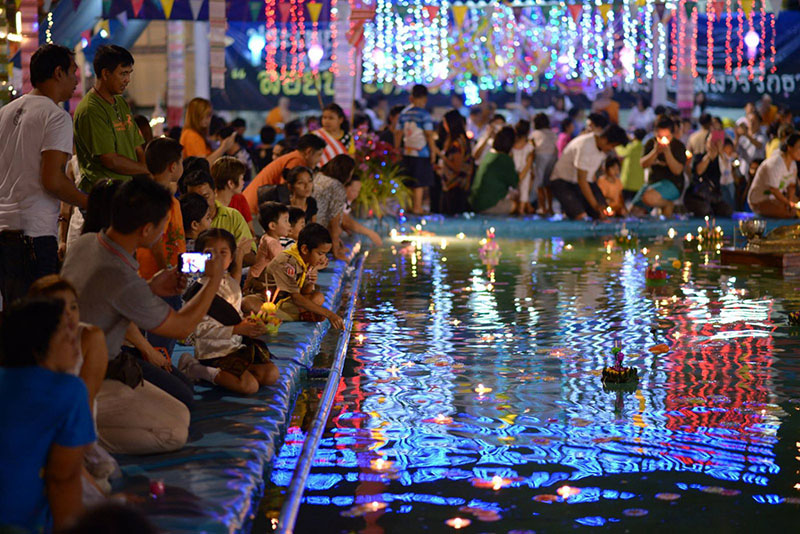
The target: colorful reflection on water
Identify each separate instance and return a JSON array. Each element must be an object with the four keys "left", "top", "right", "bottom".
[{"left": 271, "top": 232, "right": 800, "bottom": 532}]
